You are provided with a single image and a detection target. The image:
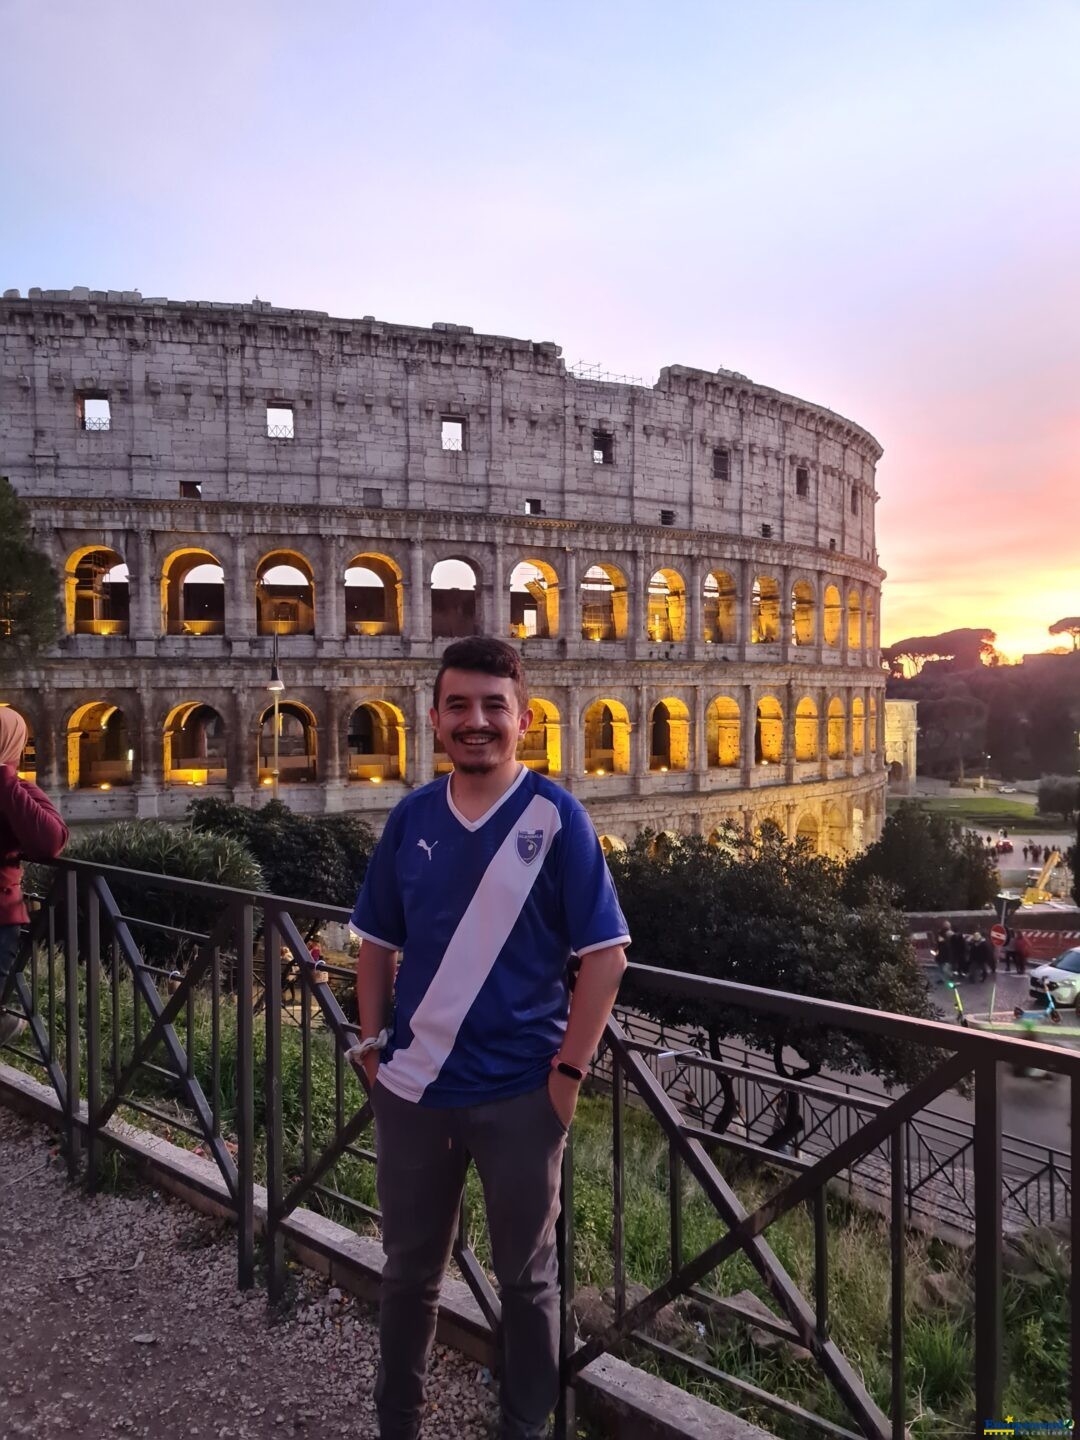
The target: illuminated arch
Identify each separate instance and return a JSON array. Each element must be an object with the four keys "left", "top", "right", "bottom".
[
  {"left": 755, "top": 696, "right": 783, "bottom": 765},
  {"left": 823, "top": 801, "right": 846, "bottom": 856},
  {"left": 795, "top": 812, "right": 820, "bottom": 851},
  {"left": 0, "top": 704, "right": 35, "bottom": 781},
  {"left": 161, "top": 547, "right": 225, "bottom": 636},
  {"left": 509, "top": 559, "right": 559, "bottom": 639},
  {"left": 751, "top": 576, "right": 780, "bottom": 644},
  {"left": 598, "top": 834, "right": 627, "bottom": 855},
  {"left": 647, "top": 569, "right": 687, "bottom": 643},
  {"left": 703, "top": 570, "right": 737, "bottom": 645},
  {"left": 345, "top": 553, "right": 403, "bottom": 637},
  {"left": 827, "top": 698, "right": 846, "bottom": 759},
  {"left": 257, "top": 700, "right": 318, "bottom": 786},
  {"left": 431, "top": 557, "right": 478, "bottom": 639},
  {"left": 347, "top": 700, "right": 405, "bottom": 783},
  {"left": 519, "top": 697, "right": 561, "bottom": 774},
  {"left": 580, "top": 563, "right": 628, "bottom": 642},
  {"left": 794, "top": 697, "right": 819, "bottom": 762},
  {"left": 256, "top": 551, "right": 316, "bottom": 636},
  {"left": 706, "top": 696, "right": 740, "bottom": 769},
  {"left": 66, "top": 701, "right": 133, "bottom": 789},
  {"left": 792, "top": 581, "right": 815, "bottom": 647},
  {"left": 582, "top": 697, "right": 630, "bottom": 775},
  {"left": 852, "top": 696, "right": 866, "bottom": 757},
  {"left": 65, "top": 546, "right": 129, "bottom": 636},
  {"left": 163, "top": 702, "right": 227, "bottom": 785},
  {"left": 823, "top": 585, "right": 842, "bottom": 648},
  {"left": 847, "top": 589, "right": 862, "bottom": 650},
  {"left": 650, "top": 696, "right": 690, "bottom": 771}
]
